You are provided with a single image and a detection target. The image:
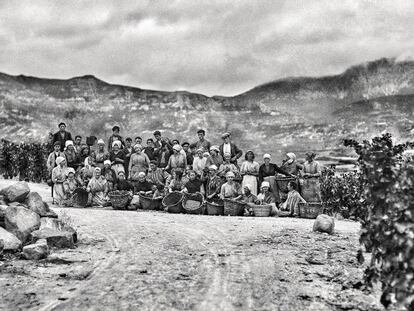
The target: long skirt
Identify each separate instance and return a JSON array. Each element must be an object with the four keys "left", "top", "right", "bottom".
[
  {"left": 90, "top": 191, "right": 108, "bottom": 206},
  {"left": 264, "top": 176, "right": 280, "bottom": 203},
  {"left": 53, "top": 183, "right": 66, "bottom": 206},
  {"left": 242, "top": 175, "right": 258, "bottom": 196},
  {"left": 111, "top": 164, "right": 125, "bottom": 177}
]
